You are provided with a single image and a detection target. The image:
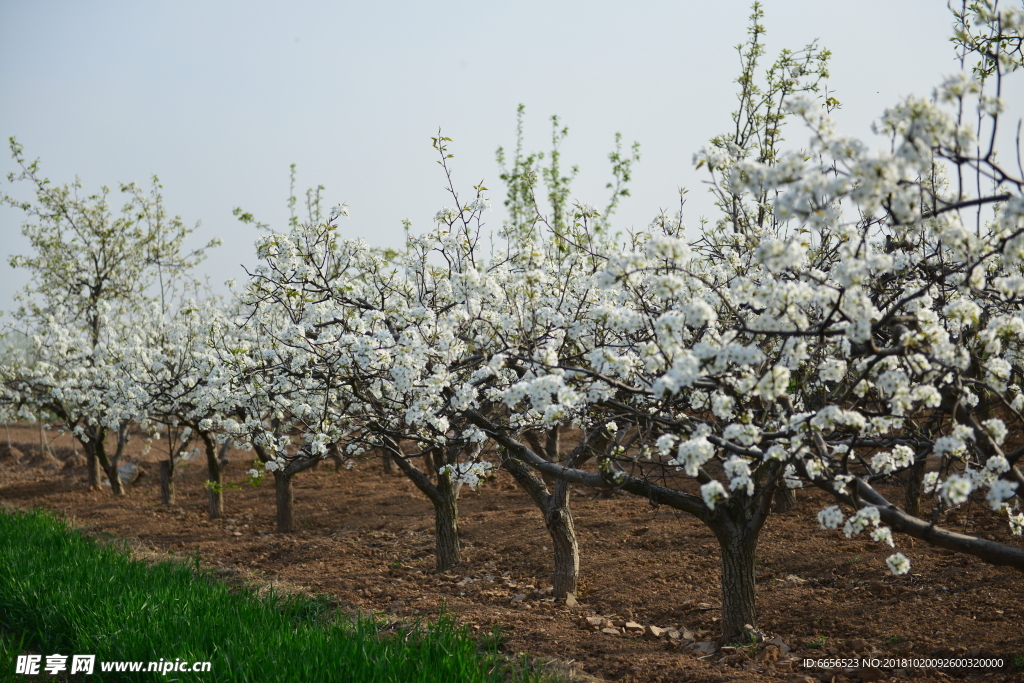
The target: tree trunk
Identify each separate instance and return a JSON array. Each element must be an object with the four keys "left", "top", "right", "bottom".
[
  {"left": 252, "top": 441, "right": 296, "bottom": 532},
  {"left": 905, "top": 459, "right": 926, "bottom": 517},
  {"left": 382, "top": 452, "right": 394, "bottom": 475},
  {"left": 500, "top": 450, "right": 581, "bottom": 600},
  {"left": 94, "top": 437, "right": 124, "bottom": 497},
  {"left": 86, "top": 447, "right": 101, "bottom": 488},
  {"left": 274, "top": 470, "right": 295, "bottom": 533},
  {"left": 159, "top": 460, "right": 175, "bottom": 506},
  {"left": 218, "top": 438, "right": 232, "bottom": 467},
  {"left": 773, "top": 486, "right": 796, "bottom": 513},
  {"left": 208, "top": 469, "right": 224, "bottom": 518},
  {"left": 381, "top": 439, "right": 465, "bottom": 572},
  {"left": 546, "top": 482, "right": 580, "bottom": 600},
  {"left": 433, "top": 474, "right": 461, "bottom": 571},
  {"left": 38, "top": 419, "right": 48, "bottom": 456},
  {"left": 203, "top": 433, "right": 224, "bottom": 519},
  {"left": 107, "top": 425, "right": 131, "bottom": 498},
  {"left": 107, "top": 456, "right": 125, "bottom": 496},
  {"left": 712, "top": 521, "right": 759, "bottom": 645}
]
